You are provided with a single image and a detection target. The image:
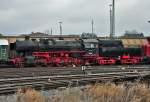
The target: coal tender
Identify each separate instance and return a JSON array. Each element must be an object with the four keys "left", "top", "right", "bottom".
[{"left": 98, "top": 40, "right": 124, "bottom": 58}]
